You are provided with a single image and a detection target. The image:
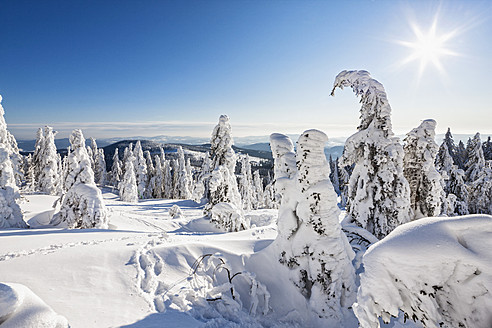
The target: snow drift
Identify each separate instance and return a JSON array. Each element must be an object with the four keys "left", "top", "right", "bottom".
[
  {"left": 354, "top": 214, "right": 492, "bottom": 328},
  {"left": 0, "top": 282, "right": 69, "bottom": 327}
]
